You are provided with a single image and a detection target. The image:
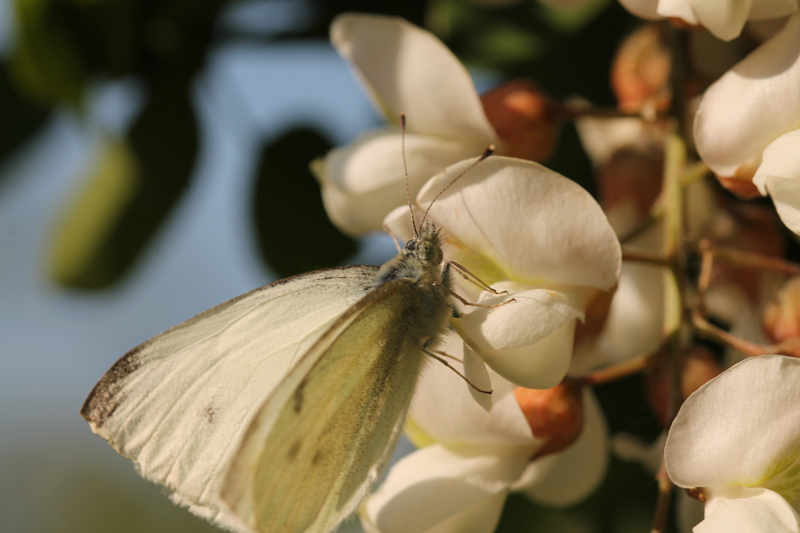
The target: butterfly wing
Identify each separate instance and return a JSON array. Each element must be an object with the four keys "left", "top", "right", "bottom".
[
  {"left": 81, "top": 265, "right": 379, "bottom": 532},
  {"left": 222, "top": 277, "right": 429, "bottom": 533}
]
